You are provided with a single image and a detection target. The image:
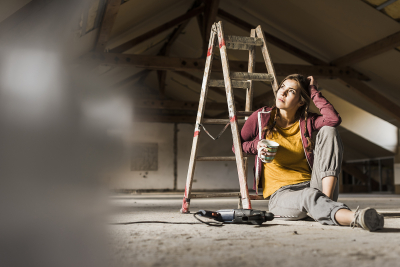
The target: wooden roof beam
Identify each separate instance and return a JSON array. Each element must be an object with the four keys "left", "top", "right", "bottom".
[
  {"left": 80, "top": 52, "right": 369, "bottom": 80},
  {"left": 217, "top": 8, "right": 326, "bottom": 66},
  {"left": 109, "top": 5, "right": 204, "bottom": 53},
  {"left": 95, "top": 0, "right": 121, "bottom": 52},
  {"left": 133, "top": 114, "right": 197, "bottom": 123},
  {"left": 202, "top": 0, "right": 220, "bottom": 57},
  {"left": 174, "top": 71, "right": 246, "bottom": 105},
  {"left": 157, "top": 2, "right": 203, "bottom": 96},
  {"left": 134, "top": 99, "right": 245, "bottom": 111},
  {"left": 331, "top": 30, "right": 400, "bottom": 67},
  {"left": 112, "top": 69, "right": 151, "bottom": 88},
  {"left": 338, "top": 78, "right": 400, "bottom": 122}
]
